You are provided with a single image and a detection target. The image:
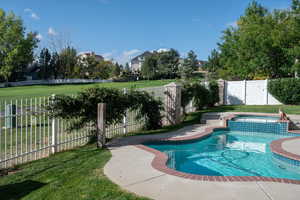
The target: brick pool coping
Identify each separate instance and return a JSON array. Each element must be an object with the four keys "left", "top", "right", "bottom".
[{"left": 135, "top": 113, "right": 300, "bottom": 185}]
